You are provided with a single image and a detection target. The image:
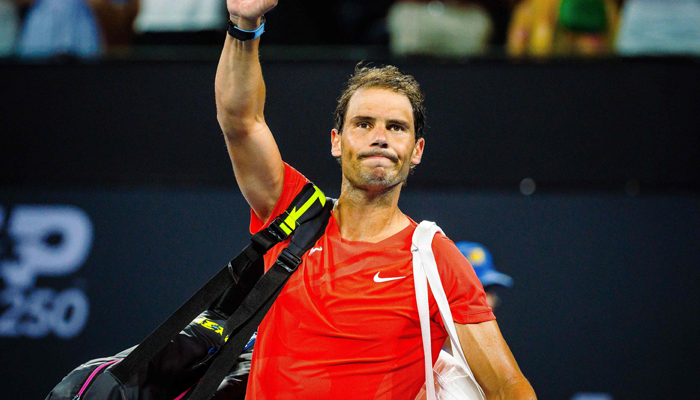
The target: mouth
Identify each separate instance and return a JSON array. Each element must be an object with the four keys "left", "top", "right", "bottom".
[{"left": 358, "top": 151, "right": 398, "bottom": 163}]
